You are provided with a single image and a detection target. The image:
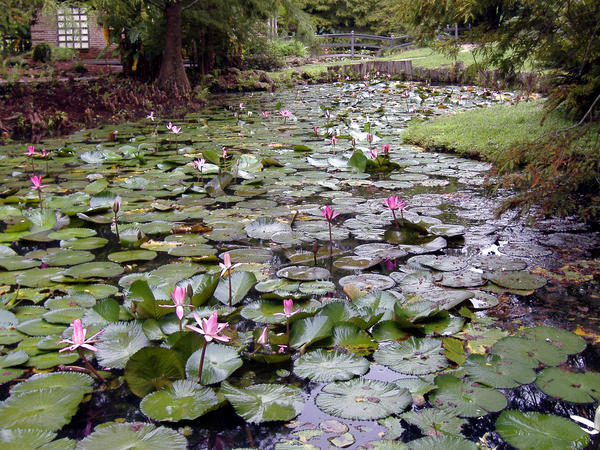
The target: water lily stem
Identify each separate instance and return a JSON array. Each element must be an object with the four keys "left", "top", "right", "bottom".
[
  {"left": 328, "top": 222, "right": 333, "bottom": 256},
  {"left": 36, "top": 188, "right": 43, "bottom": 211},
  {"left": 113, "top": 214, "right": 120, "bottom": 241},
  {"left": 391, "top": 210, "right": 400, "bottom": 230},
  {"left": 198, "top": 340, "right": 207, "bottom": 381},
  {"left": 228, "top": 274, "right": 232, "bottom": 308},
  {"left": 286, "top": 318, "right": 290, "bottom": 348},
  {"left": 78, "top": 348, "right": 105, "bottom": 383}
]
